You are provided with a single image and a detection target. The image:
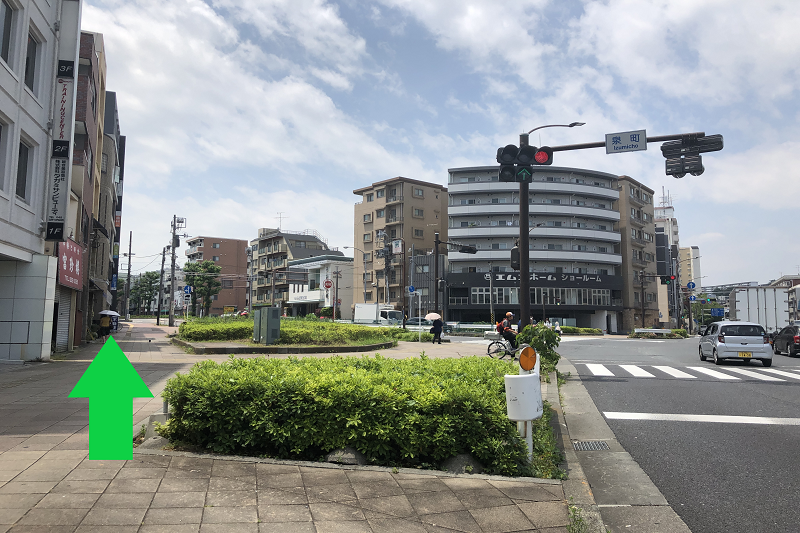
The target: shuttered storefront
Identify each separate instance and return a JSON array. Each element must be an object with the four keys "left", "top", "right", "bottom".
[{"left": 55, "top": 286, "right": 72, "bottom": 352}]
